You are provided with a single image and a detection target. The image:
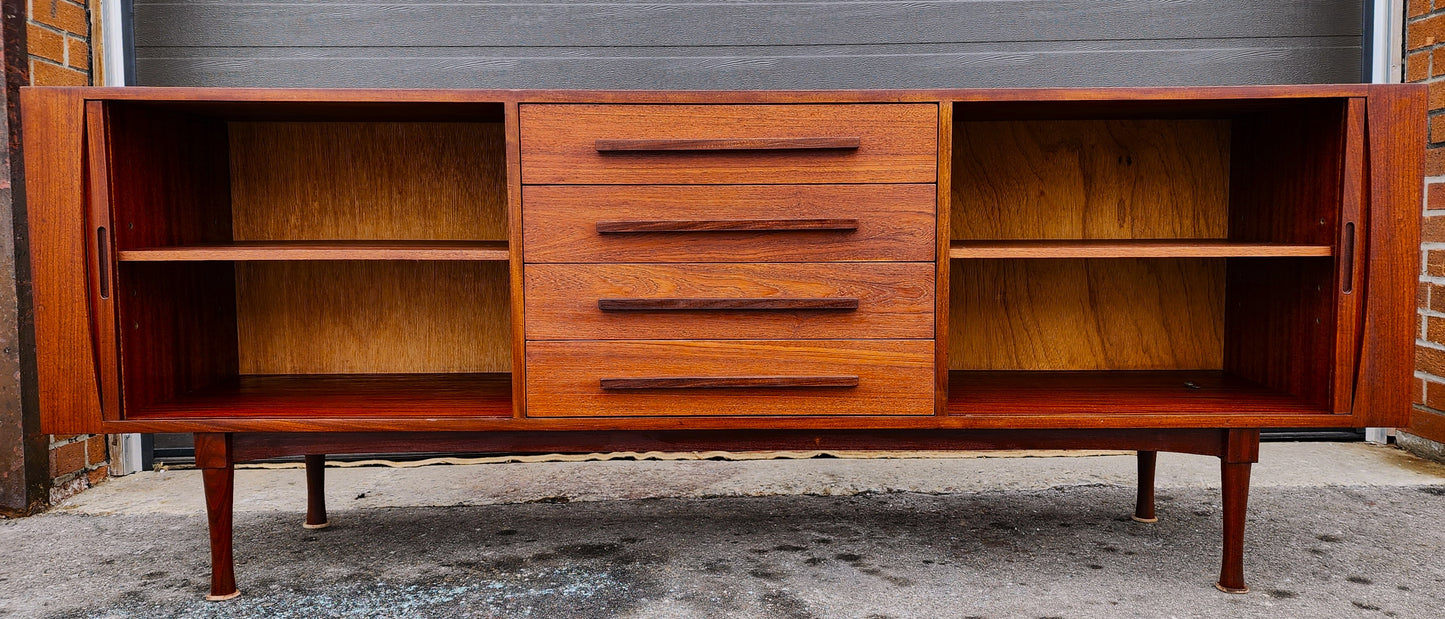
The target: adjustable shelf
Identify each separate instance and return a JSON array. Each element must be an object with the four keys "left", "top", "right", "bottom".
[
  {"left": 127, "top": 373, "right": 513, "bottom": 419},
  {"left": 946, "top": 370, "right": 1325, "bottom": 416},
  {"left": 119, "top": 240, "right": 510, "bottom": 262},
  {"left": 948, "top": 240, "right": 1334, "bottom": 259}
]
